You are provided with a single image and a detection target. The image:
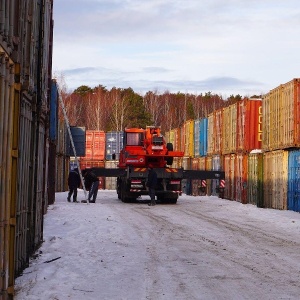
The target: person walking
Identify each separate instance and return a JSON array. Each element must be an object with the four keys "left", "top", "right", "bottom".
[
  {"left": 147, "top": 165, "right": 157, "bottom": 206},
  {"left": 83, "top": 169, "right": 99, "bottom": 203},
  {"left": 67, "top": 167, "right": 81, "bottom": 203}
]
